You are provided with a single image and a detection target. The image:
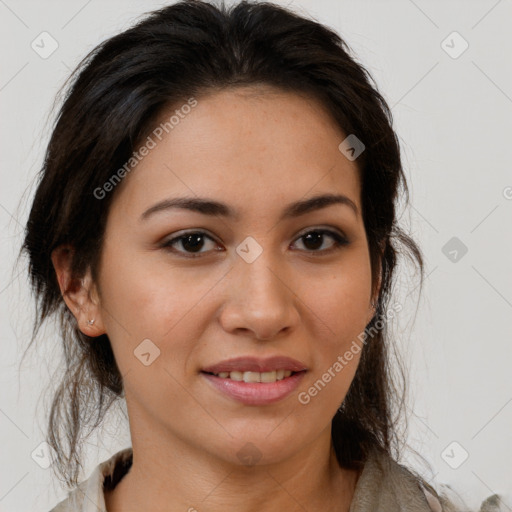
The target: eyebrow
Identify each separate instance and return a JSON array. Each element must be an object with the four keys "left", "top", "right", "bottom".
[{"left": 140, "top": 193, "right": 359, "bottom": 222}]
